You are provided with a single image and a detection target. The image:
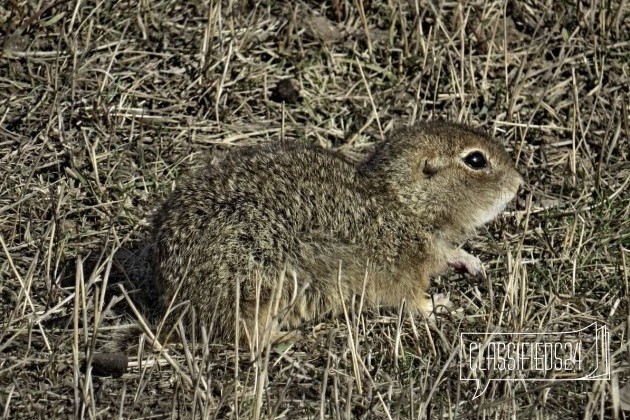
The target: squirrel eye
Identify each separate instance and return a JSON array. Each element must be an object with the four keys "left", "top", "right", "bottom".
[{"left": 463, "top": 151, "right": 487, "bottom": 170}]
